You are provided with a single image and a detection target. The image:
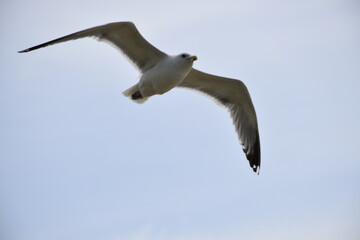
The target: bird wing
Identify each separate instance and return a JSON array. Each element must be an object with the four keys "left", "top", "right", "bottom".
[
  {"left": 179, "top": 68, "right": 261, "bottom": 173},
  {"left": 18, "top": 22, "right": 166, "bottom": 73}
]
